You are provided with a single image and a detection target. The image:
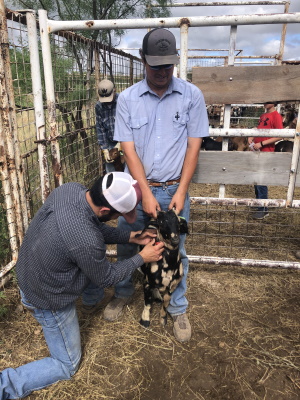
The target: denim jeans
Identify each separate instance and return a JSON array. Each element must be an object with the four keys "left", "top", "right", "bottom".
[
  {"left": 254, "top": 185, "right": 268, "bottom": 212},
  {"left": 116, "top": 183, "right": 190, "bottom": 316},
  {"left": 0, "top": 291, "right": 81, "bottom": 399}
]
